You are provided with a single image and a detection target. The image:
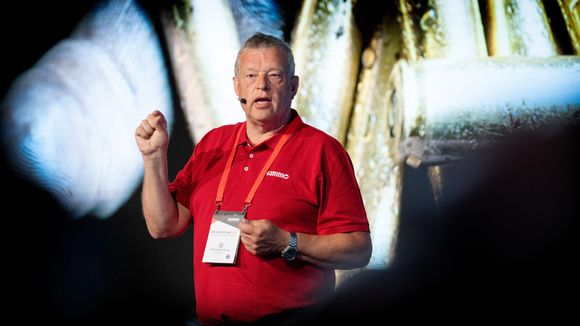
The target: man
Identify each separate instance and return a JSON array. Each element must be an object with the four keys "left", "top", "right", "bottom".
[{"left": 135, "top": 32, "right": 371, "bottom": 325}]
